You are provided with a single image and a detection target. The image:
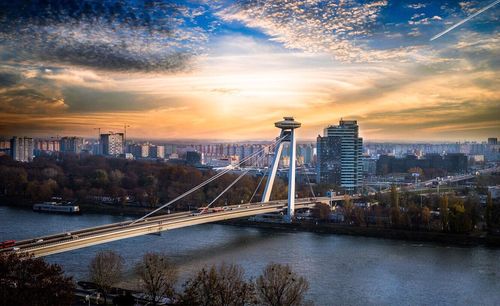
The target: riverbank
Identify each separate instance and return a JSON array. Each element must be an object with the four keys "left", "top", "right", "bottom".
[
  {"left": 3, "top": 197, "right": 499, "bottom": 248},
  {"left": 0, "top": 196, "right": 160, "bottom": 217},
  {"left": 220, "top": 219, "right": 500, "bottom": 247}
]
